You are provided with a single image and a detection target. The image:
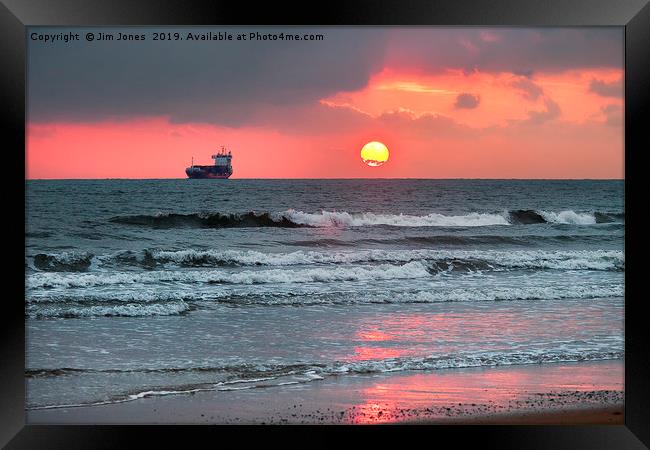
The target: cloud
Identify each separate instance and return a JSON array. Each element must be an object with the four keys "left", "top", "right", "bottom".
[
  {"left": 601, "top": 104, "right": 622, "bottom": 126},
  {"left": 454, "top": 93, "right": 481, "bottom": 109},
  {"left": 524, "top": 97, "right": 561, "bottom": 124},
  {"left": 589, "top": 78, "right": 622, "bottom": 98},
  {"left": 376, "top": 108, "right": 483, "bottom": 139},
  {"left": 511, "top": 77, "right": 544, "bottom": 101},
  {"left": 252, "top": 102, "right": 374, "bottom": 135},
  {"left": 243, "top": 101, "right": 484, "bottom": 140},
  {"left": 251, "top": 101, "right": 486, "bottom": 139},
  {"left": 28, "top": 27, "right": 388, "bottom": 125},
  {"left": 27, "top": 27, "right": 622, "bottom": 128},
  {"left": 512, "top": 69, "right": 535, "bottom": 79},
  {"left": 384, "top": 28, "right": 623, "bottom": 76}
]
